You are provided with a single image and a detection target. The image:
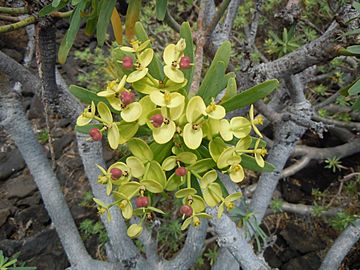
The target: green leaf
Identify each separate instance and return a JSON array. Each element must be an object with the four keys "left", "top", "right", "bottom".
[
  {"left": 180, "top": 22, "right": 194, "bottom": 92},
  {"left": 125, "top": 0, "right": 141, "bottom": 42},
  {"left": 96, "top": 0, "right": 117, "bottom": 46},
  {"left": 352, "top": 97, "right": 360, "bottom": 112},
  {"left": 348, "top": 78, "right": 360, "bottom": 95},
  {"left": 241, "top": 154, "right": 274, "bottom": 172},
  {"left": 135, "top": 22, "right": 164, "bottom": 80},
  {"left": 188, "top": 158, "right": 216, "bottom": 174},
  {"left": 221, "top": 79, "right": 279, "bottom": 112},
  {"left": 353, "top": 1, "right": 360, "bottom": 12},
  {"left": 144, "top": 160, "right": 166, "bottom": 187},
  {"left": 150, "top": 141, "right": 173, "bottom": 163},
  {"left": 220, "top": 77, "right": 237, "bottom": 102},
  {"left": 118, "top": 121, "right": 139, "bottom": 144},
  {"left": 75, "top": 124, "right": 103, "bottom": 134},
  {"left": 39, "top": 1, "right": 68, "bottom": 17},
  {"left": 156, "top": 0, "right": 168, "bottom": 20},
  {"left": 69, "top": 85, "right": 117, "bottom": 112},
  {"left": 346, "top": 45, "right": 360, "bottom": 55},
  {"left": 58, "top": 1, "right": 87, "bottom": 64},
  {"left": 344, "top": 28, "right": 360, "bottom": 36},
  {"left": 209, "top": 137, "right": 227, "bottom": 162},
  {"left": 197, "top": 41, "right": 232, "bottom": 104},
  {"left": 52, "top": 0, "right": 61, "bottom": 7},
  {"left": 128, "top": 138, "right": 153, "bottom": 161}
]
